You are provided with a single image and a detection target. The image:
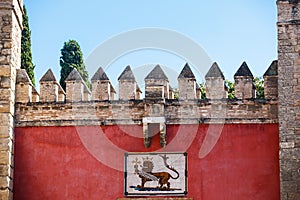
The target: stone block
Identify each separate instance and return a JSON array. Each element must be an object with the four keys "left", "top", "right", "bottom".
[
  {"left": 0, "top": 113, "right": 13, "bottom": 127},
  {"left": 205, "top": 78, "right": 226, "bottom": 99},
  {"left": 0, "top": 88, "right": 14, "bottom": 103},
  {"left": 0, "top": 138, "right": 12, "bottom": 152},
  {"left": 0, "top": 151, "right": 12, "bottom": 166},
  {"left": 0, "top": 66, "right": 13, "bottom": 78},
  {"left": 0, "top": 56, "right": 10, "bottom": 65},
  {"left": 145, "top": 85, "right": 164, "bottom": 99},
  {"left": 0, "top": 189, "right": 12, "bottom": 200},
  {"left": 119, "top": 81, "right": 136, "bottom": 100},
  {"left": 0, "top": 77, "right": 13, "bottom": 88},
  {"left": 0, "top": 165, "right": 12, "bottom": 178},
  {"left": 3, "top": 42, "right": 12, "bottom": 49},
  {"left": 15, "top": 83, "right": 32, "bottom": 103},
  {"left": 278, "top": 45, "right": 295, "bottom": 53},
  {"left": 280, "top": 166, "right": 299, "bottom": 182},
  {"left": 280, "top": 142, "right": 295, "bottom": 149},
  {"left": 0, "top": 177, "right": 10, "bottom": 190},
  {"left": 280, "top": 148, "right": 300, "bottom": 160},
  {"left": 66, "top": 81, "right": 83, "bottom": 102},
  {"left": 280, "top": 181, "right": 300, "bottom": 200},
  {"left": 0, "top": 126, "right": 13, "bottom": 139},
  {"left": 0, "top": 104, "right": 13, "bottom": 114},
  {"left": 178, "top": 79, "right": 196, "bottom": 100},
  {"left": 0, "top": 88, "right": 15, "bottom": 107},
  {"left": 40, "top": 82, "right": 58, "bottom": 102}
]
